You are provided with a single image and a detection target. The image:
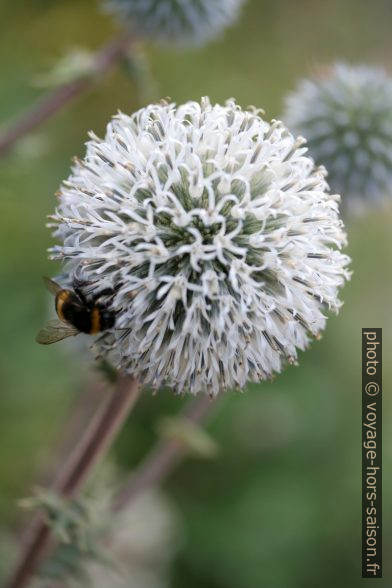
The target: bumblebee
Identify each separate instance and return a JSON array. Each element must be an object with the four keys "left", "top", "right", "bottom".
[{"left": 36, "top": 277, "right": 116, "bottom": 345}]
